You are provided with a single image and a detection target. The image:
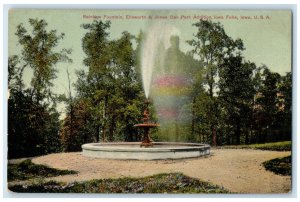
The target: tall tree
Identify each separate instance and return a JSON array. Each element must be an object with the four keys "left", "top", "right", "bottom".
[
  {"left": 254, "top": 68, "right": 282, "bottom": 142},
  {"left": 187, "top": 20, "right": 244, "bottom": 145},
  {"left": 70, "top": 20, "right": 145, "bottom": 147},
  {"left": 277, "top": 72, "right": 292, "bottom": 140},
  {"left": 8, "top": 18, "right": 71, "bottom": 158},
  {"left": 109, "top": 31, "right": 145, "bottom": 141},
  {"left": 80, "top": 20, "right": 112, "bottom": 142},
  {"left": 15, "top": 18, "right": 72, "bottom": 105},
  {"left": 187, "top": 20, "right": 244, "bottom": 98},
  {"left": 219, "top": 55, "right": 256, "bottom": 144}
]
